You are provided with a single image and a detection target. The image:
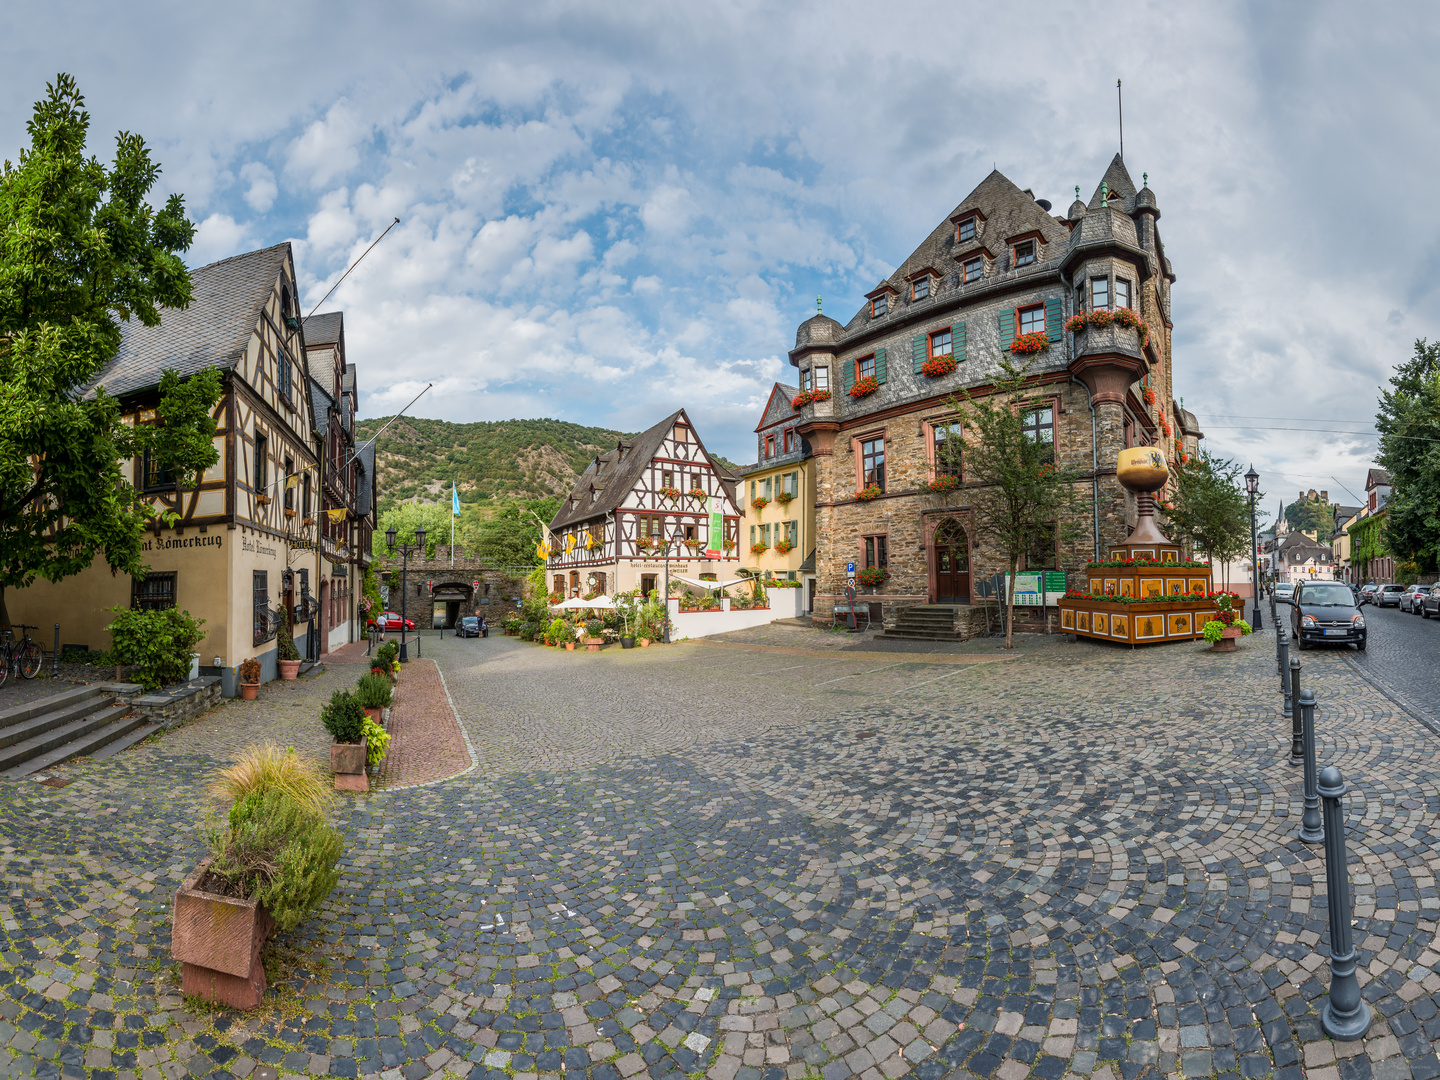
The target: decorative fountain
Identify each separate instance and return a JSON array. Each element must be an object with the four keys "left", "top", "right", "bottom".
[{"left": 1058, "top": 447, "right": 1219, "bottom": 645}]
